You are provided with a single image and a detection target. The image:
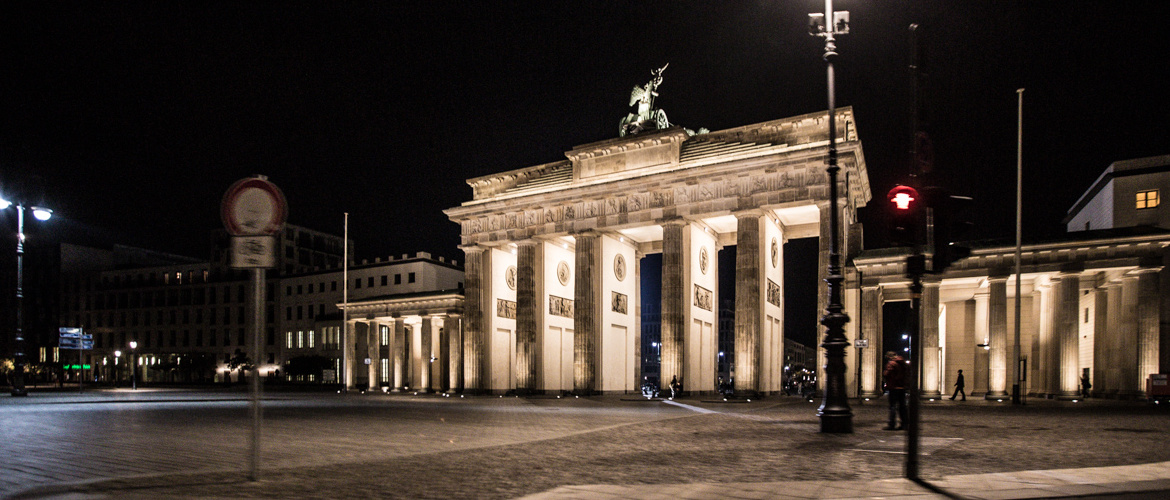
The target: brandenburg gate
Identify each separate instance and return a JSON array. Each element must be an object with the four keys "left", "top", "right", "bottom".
[{"left": 445, "top": 102, "right": 871, "bottom": 395}]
